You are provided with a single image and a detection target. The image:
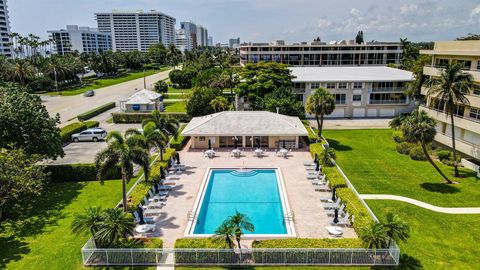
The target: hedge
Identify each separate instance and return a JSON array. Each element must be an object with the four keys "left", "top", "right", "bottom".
[
  {"left": 45, "top": 163, "right": 121, "bottom": 182},
  {"left": 302, "top": 120, "right": 319, "bottom": 145},
  {"left": 59, "top": 121, "right": 99, "bottom": 143},
  {"left": 170, "top": 125, "right": 189, "bottom": 150},
  {"left": 174, "top": 238, "right": 228, "bottom": 248},
  {"left": 77, "top": 102, "right": 116, "bottom": 121},
  {"left": 112, "top": 112, "right": 192, "bottom": 124},
  {"left": 252, "top": 238, "right": 364, "bottom": 248}
]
